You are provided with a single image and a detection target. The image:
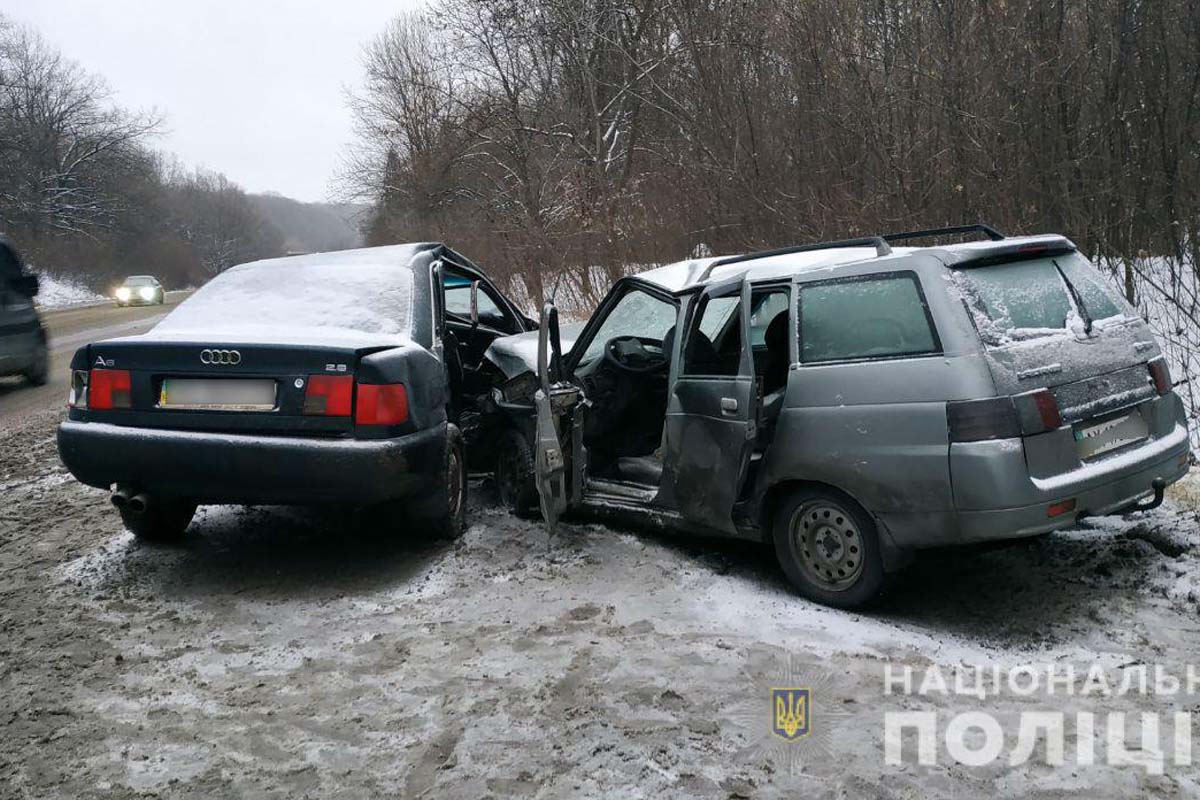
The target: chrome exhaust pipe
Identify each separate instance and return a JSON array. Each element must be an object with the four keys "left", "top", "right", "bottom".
[
  {"left": 128, "top": 493, "right": 150, "bottom": 514},
  {"left": 111, "top": 485, "right": 134, "bottom": 510}
]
